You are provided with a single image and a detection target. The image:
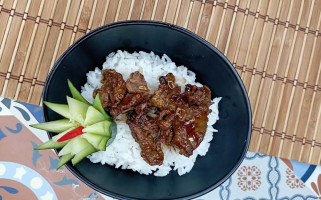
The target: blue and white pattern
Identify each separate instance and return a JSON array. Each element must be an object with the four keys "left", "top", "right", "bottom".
[
  {"left": 0, "top": 97, "right": 49, "bottom": 142},
  {"left": 196, "top": 152, "right": 318, "bottom": 200},
  {"left": 0, "top": 162, "right": 57, "bottom": 200}
]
